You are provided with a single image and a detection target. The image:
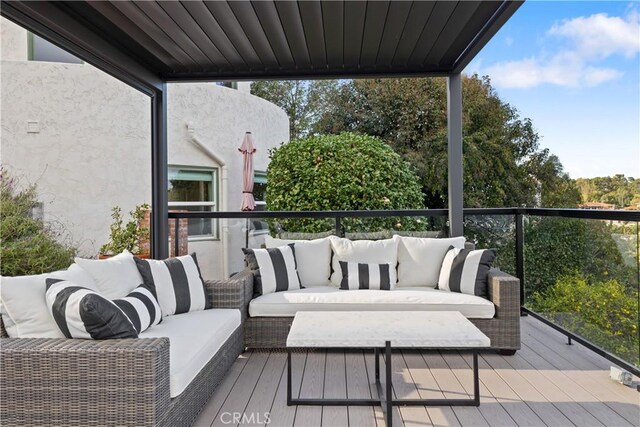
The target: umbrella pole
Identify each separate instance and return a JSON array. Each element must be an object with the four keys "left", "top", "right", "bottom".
[{"left": 245, "top": 217, "right": 249, "bottom": 249}]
